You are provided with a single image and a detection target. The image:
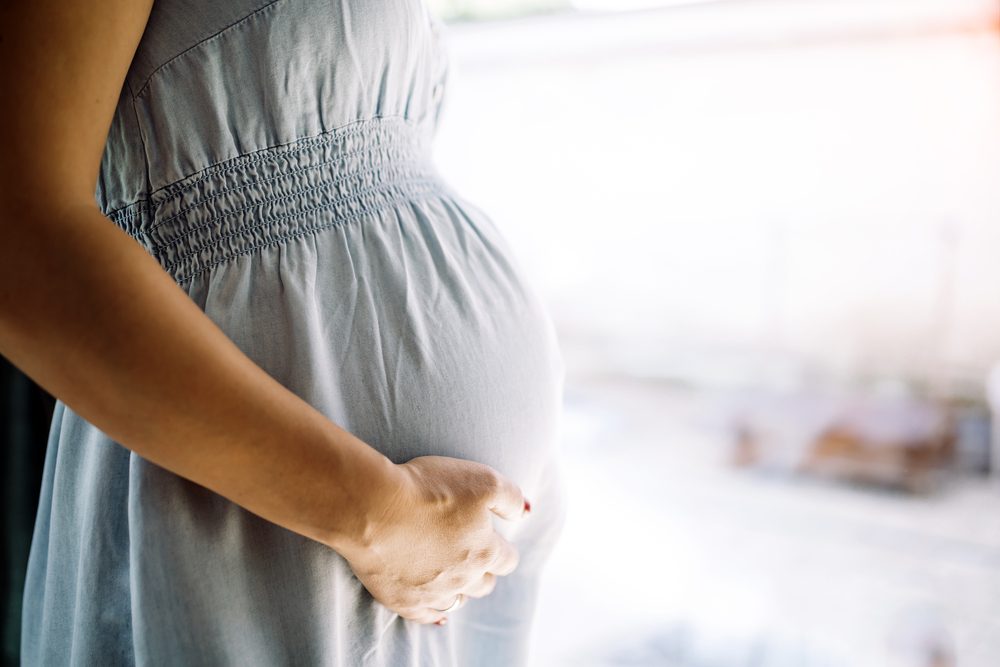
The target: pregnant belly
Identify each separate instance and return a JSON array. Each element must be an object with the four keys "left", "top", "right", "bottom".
[
  {"left": 189, "top": 193, "right": 565, "bottom": 500},
  {"left": 94, "top": 194, "right": 570, "bottom": 664}
]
